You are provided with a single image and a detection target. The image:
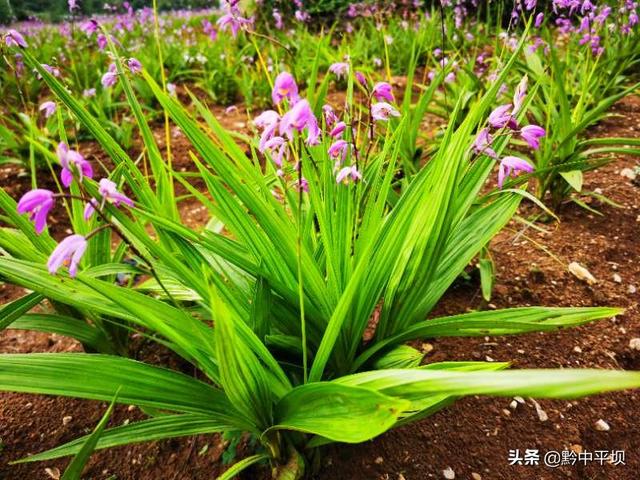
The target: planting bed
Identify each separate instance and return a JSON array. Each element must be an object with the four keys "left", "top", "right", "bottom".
[{"left": 1, "top": 96, "right": 639, "bottom": 480}]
